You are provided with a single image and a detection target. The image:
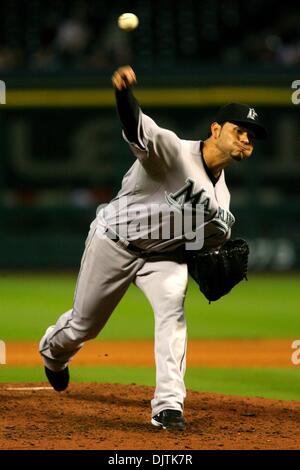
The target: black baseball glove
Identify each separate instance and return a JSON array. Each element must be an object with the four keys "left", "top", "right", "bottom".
[{"left": 185, "top": 239, "right": 249, "bottom": 302}]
